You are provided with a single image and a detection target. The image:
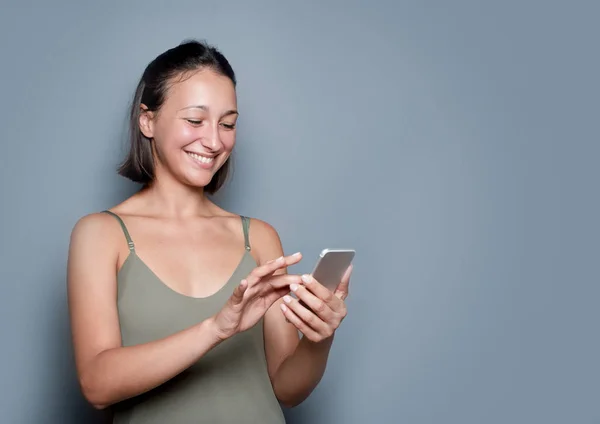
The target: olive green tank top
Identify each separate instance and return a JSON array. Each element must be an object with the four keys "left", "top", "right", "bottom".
[{"left": 103, "top": 211, "right": 286, "bottom": 424}]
